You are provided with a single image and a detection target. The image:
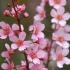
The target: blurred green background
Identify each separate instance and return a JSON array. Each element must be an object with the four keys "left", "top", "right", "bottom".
[{"left": 0, "top": 0, "right": 70, "bottom": 70}]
